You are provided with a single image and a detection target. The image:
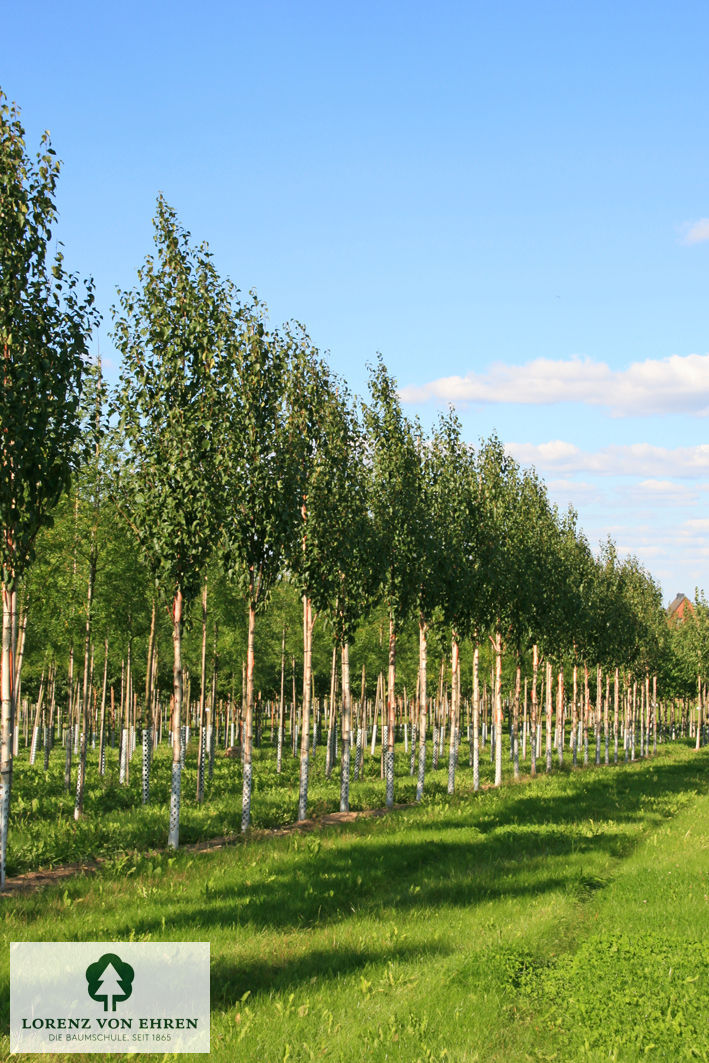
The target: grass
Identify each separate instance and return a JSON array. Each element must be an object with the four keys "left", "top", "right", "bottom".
[
  {"left": 2, "top": 738, "right": 709, "bottom": 1061},
  {"left": 8, "top": 726, "right": 517, "bottom": 875}
]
